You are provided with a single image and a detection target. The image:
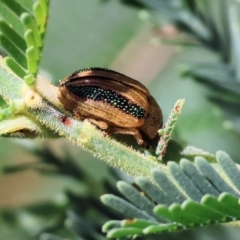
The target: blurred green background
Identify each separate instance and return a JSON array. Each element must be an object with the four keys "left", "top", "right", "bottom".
[{"left": 1, "top": 0, "right": 240, "bottom": 239}]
